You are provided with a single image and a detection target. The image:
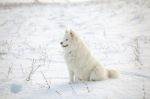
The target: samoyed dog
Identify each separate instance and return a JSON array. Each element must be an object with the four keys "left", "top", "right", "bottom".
[{"left": 60, "top": 30, "right": 119, "bottom": 83}]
